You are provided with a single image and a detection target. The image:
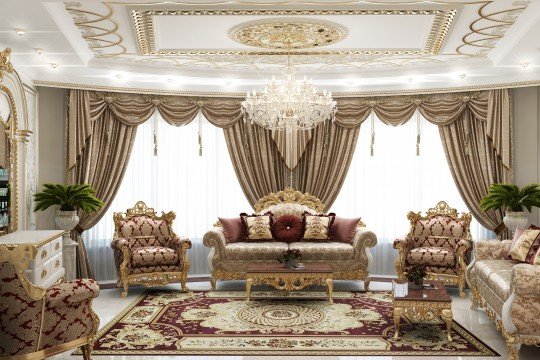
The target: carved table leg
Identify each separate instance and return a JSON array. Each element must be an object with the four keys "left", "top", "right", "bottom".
[
  {"left": 441, "top": 308, "right": 453, "bottom": 342},
  {"left": 246, "top": 277, "right": 253, "bottom": 302},
  {"left": 393, "top": 307, "right": 405, "bottom": 339},
  {"left": 325, "top": 278, "right": 334, "bottom": 304}
]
